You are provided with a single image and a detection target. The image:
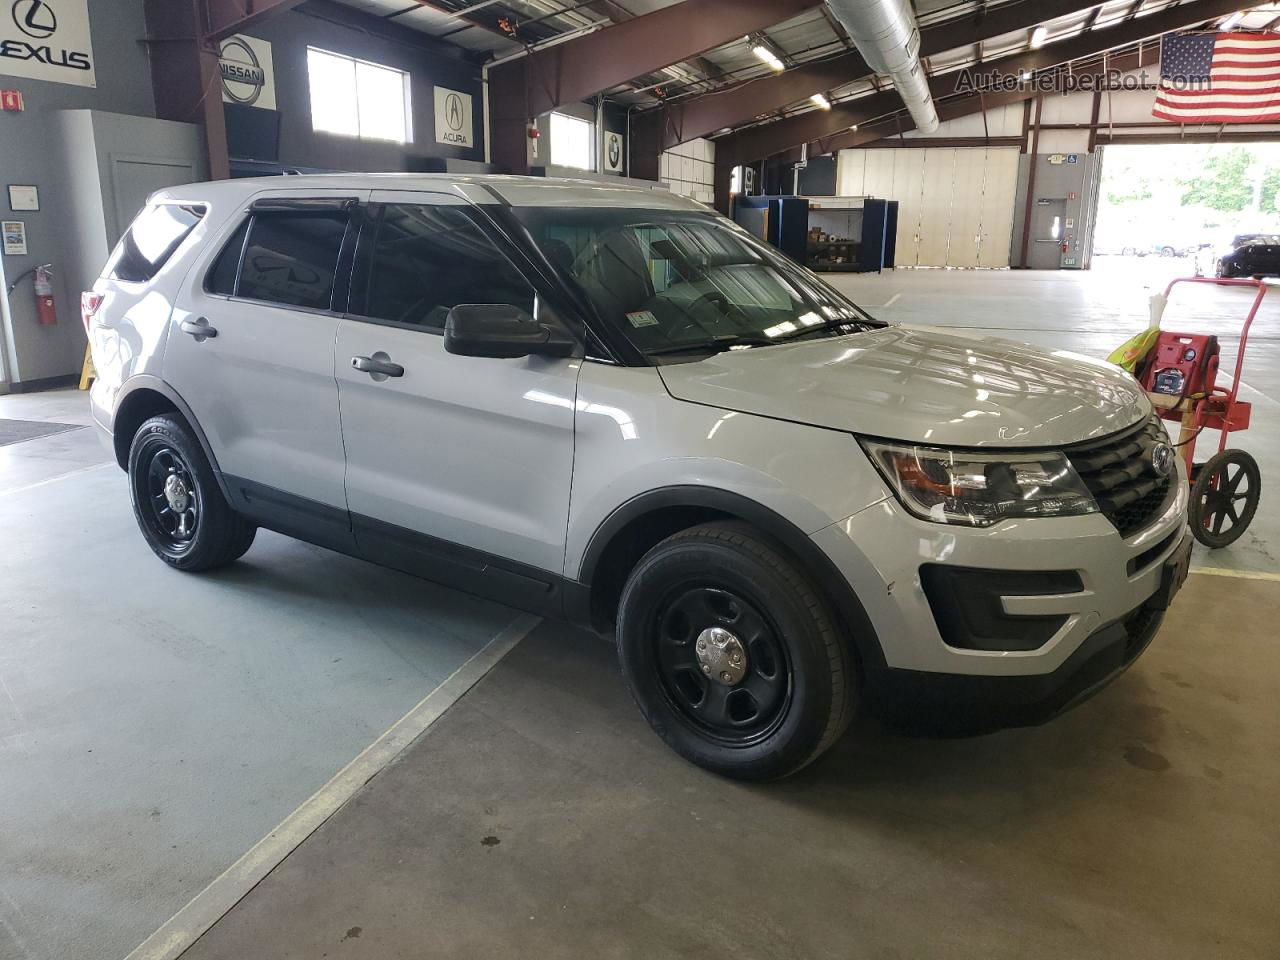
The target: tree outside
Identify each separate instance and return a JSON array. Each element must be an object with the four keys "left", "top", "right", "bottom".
[{"left": 1094, "top": 143, "right": 1280, "bottom": 257}]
